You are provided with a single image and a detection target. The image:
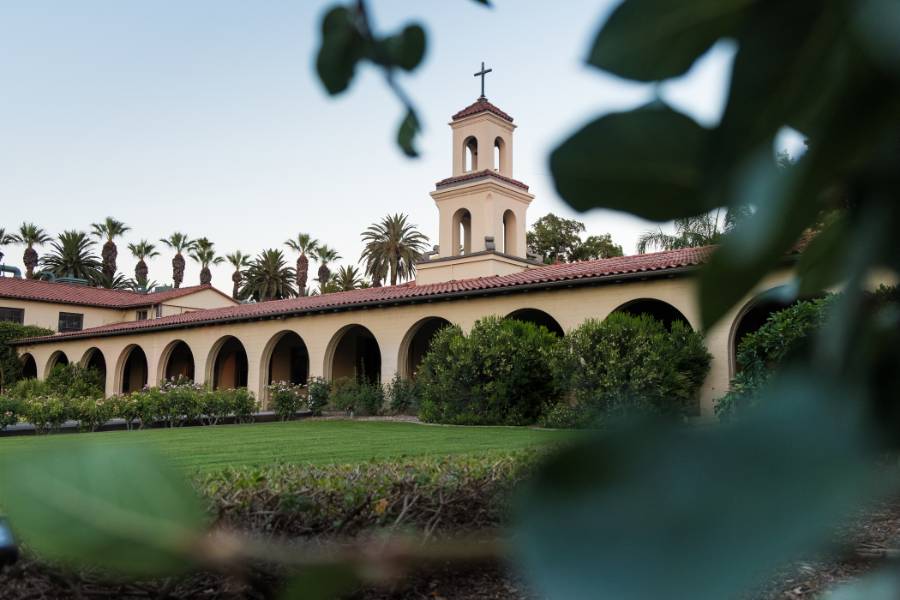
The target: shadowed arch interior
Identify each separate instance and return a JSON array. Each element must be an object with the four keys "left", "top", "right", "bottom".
[
  {"left": 266, "top": 331, "right": 310, "bottom": 385},
  {"left": 613, "top": 299, "right": 690, "bottom": 330},
  {"left": 82, "top": 347, "right": 107, "bottom": 386},
  {"left": 120, "top": 345, "right": 148, "bottom": 394},
  {"left": 329, "top": 325, "right": 381, "bottom": 384},
  {"left": 19, "top": 353, "right": 37, "bottom": 379},
  {"left": 162, "top": 340, "right": 195, "bottom": 382},
  {"left": 400, "top": 317, "right": 451, "bottom": 378},
  {"left": 730, "top": 290, "right": 802, "bottom": 375},
  {"left": 452, "top": 208, "right": 472, "bottom": 256},
  {"left": 45, "top": 350, "right": 68, "bottom": 377},
  {"left": 210, "top": 336, "right": 249, "bottom": 390},
  {"left": 506, "top": 308, "right": 564, "bottom": 336}
]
